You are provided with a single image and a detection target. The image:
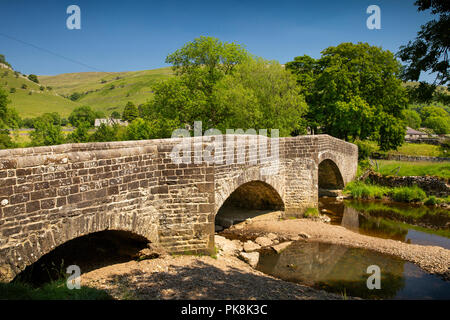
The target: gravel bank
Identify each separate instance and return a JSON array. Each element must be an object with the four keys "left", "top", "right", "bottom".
[{"left": 228, "top": 218, "right": 450, "bottom": 280}]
